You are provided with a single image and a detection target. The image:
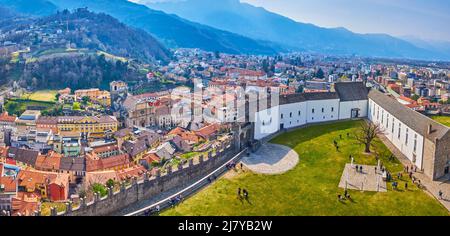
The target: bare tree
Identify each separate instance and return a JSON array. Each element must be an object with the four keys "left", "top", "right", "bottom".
[{"left": 355, "top": 122, "right": 384, "bottom": 153}]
